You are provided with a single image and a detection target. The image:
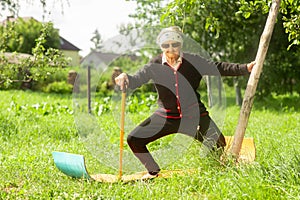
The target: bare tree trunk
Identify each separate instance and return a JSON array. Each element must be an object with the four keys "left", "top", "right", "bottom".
[
  {"left": 234, "top": 77, "right": 242, "bottom": 106},
  {"left": 218, "top": 76, "right": 222, "bottom": 105},
  {"left": 87, "top": 66, "right": 91, "bottom": 114},
  {"left": 230, "top": 0, "right": 281, "bottom": 157},
  {"left": 206, "top": 76, "right": 223, "bottom": 108}
]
